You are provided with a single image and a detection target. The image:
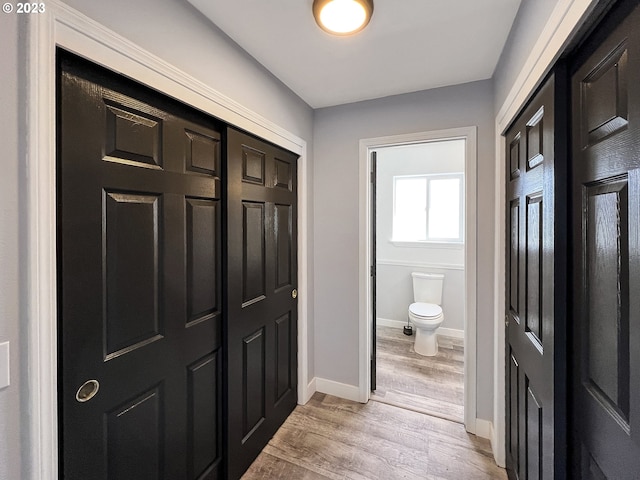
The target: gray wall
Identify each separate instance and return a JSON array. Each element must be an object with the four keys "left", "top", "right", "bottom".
[
  {"left": 313, "top": 80, "right": 496, "bottom": 419},
  {"left": 0, "top": 12, "right": 23, "bottom": 480},
  {"left": 1, "top": 1, "right": 313, "bottom": 477},
  {"left": 493, "top": 0, "right": 561, "bottom": 113}
]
